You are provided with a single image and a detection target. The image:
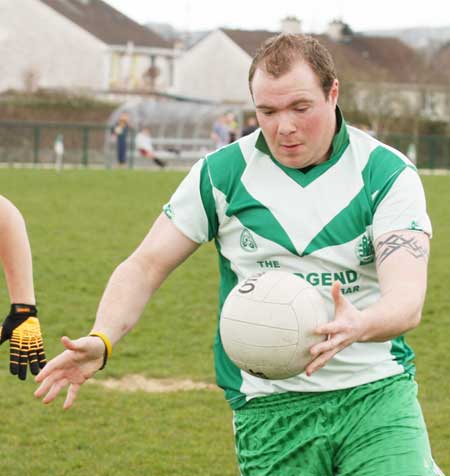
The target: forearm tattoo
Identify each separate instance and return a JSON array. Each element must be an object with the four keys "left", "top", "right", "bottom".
[{"left": 376, "top": 233, "right": 429, "bottom": 265}]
